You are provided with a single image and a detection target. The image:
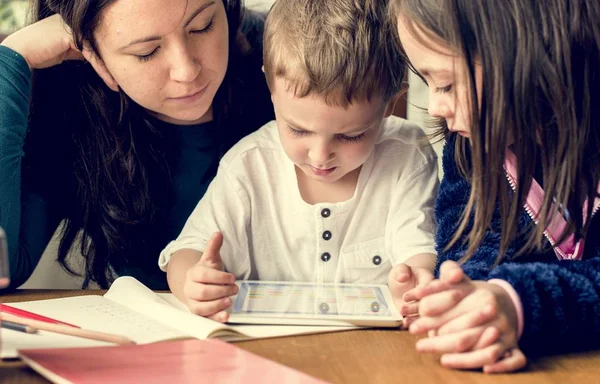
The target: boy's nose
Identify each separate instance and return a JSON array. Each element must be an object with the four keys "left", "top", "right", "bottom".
[{"left": 309, "top": 145, "right": 334, "bottom": 165}]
